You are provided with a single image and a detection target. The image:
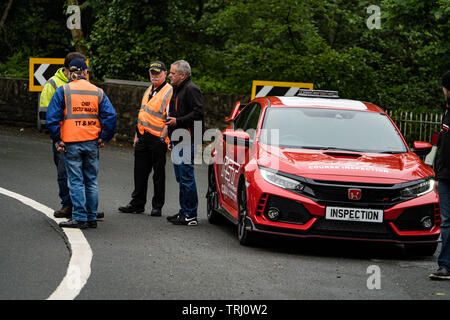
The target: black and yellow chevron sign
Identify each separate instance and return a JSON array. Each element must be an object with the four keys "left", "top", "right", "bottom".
[{"left": 251, "top": 80, "right": 313, "bottom": 99}]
